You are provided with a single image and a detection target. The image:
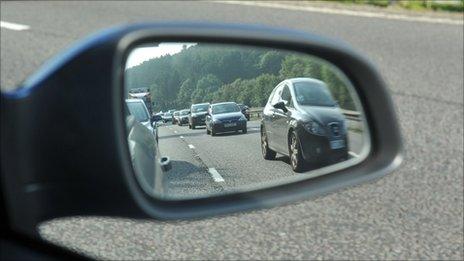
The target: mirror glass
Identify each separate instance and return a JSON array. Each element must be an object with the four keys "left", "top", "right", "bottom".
[{"left": 124, "top": 42, "right": 370, "bottom": 200}]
